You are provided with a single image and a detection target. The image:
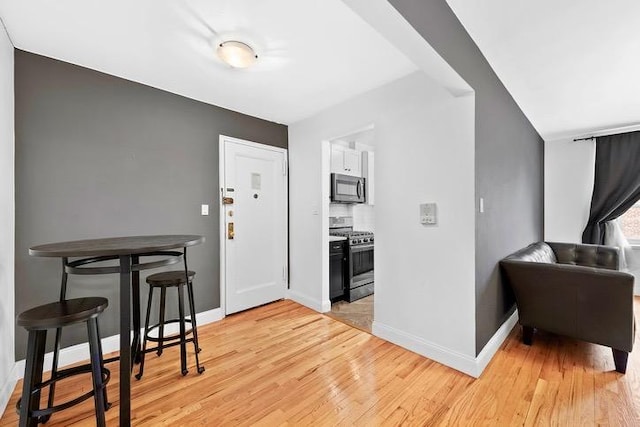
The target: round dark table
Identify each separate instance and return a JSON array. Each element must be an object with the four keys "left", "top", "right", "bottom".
[{"left": 29, "top": 235, "right": 204, "bottom": 427}]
